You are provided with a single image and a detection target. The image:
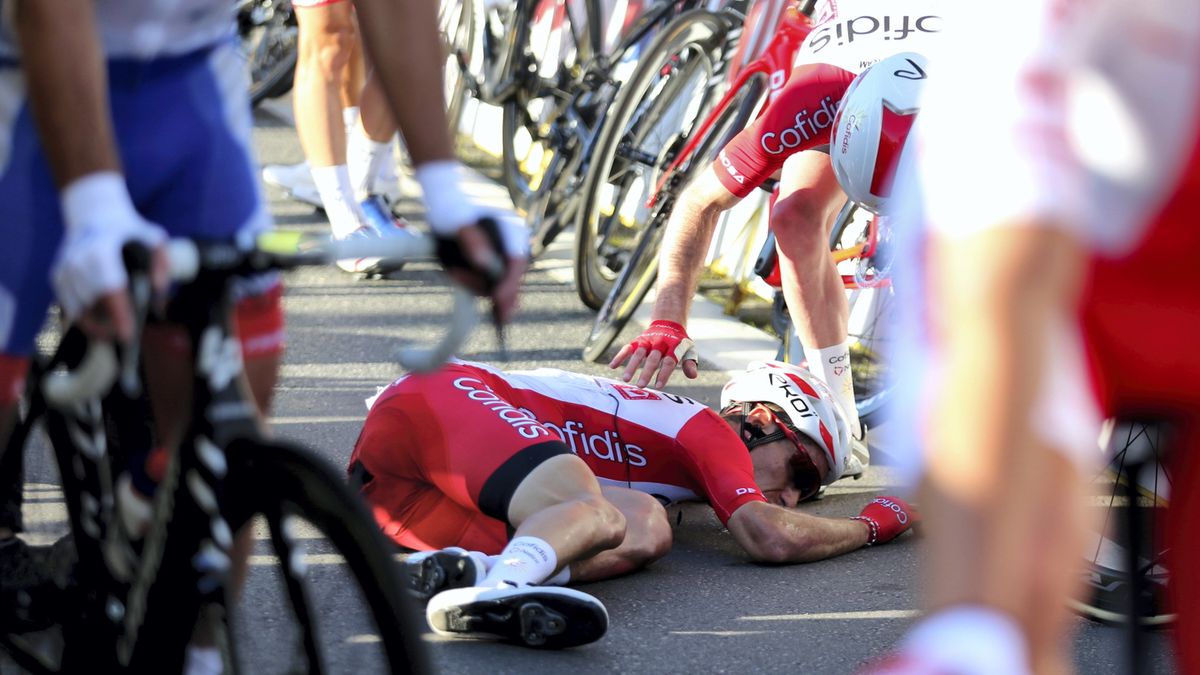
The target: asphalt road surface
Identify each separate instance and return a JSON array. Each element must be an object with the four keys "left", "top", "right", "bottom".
[{"left": 8, "top": 104, "right": 1177, "bottom": 674}]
